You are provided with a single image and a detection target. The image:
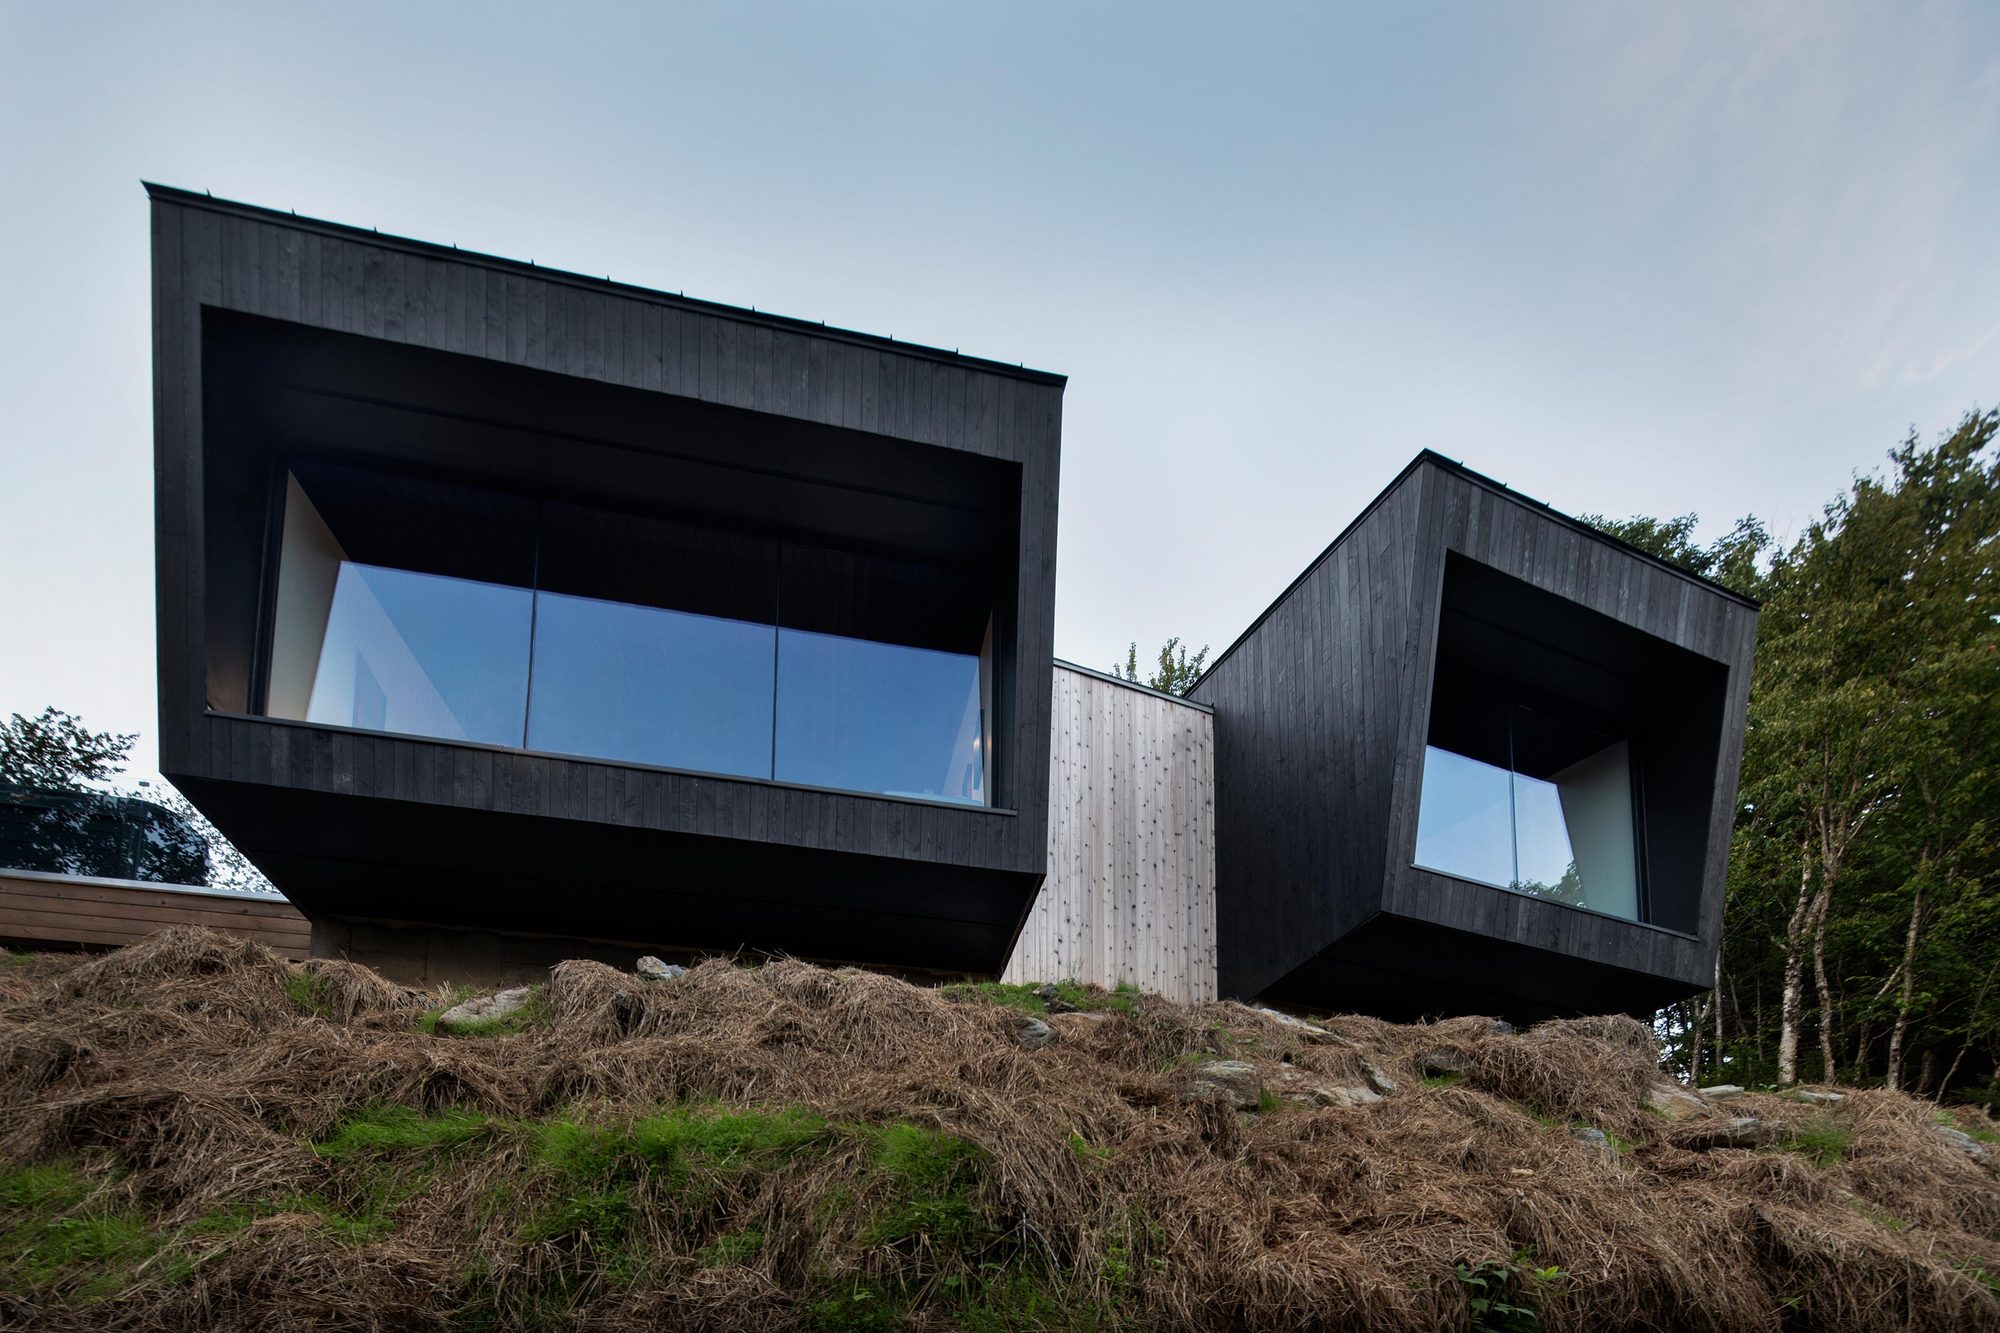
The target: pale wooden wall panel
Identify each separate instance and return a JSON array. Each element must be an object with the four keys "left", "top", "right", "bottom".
[{"left": 1004, "top": 666, "right": 1217, "bottom": 1002}]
